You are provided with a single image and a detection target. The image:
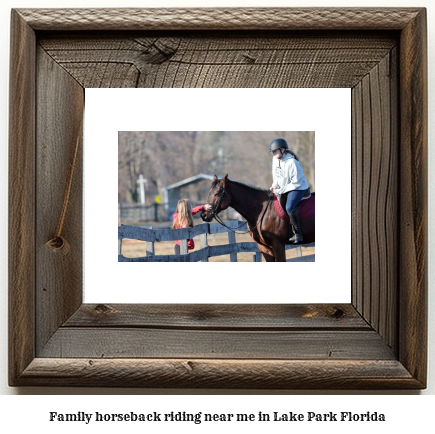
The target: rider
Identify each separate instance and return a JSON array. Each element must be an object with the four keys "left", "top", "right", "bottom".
[{"left": 269, "top": 138, "right": 309, "bottom": 244}]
